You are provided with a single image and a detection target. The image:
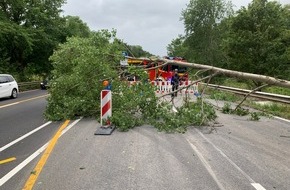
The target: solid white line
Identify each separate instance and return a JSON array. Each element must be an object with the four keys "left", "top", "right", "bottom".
[
  {"left": 251, "top": 183, "right": 267, "bottom": 190},
  {"left": 0, "top": 95, "right": 48, "bottom": 109},
  {"left": 61, "top": 118, "right": 82, "bottom": 135},
  {"left": 186, "top": 139, "right": 226, "bottom": 190},
  {"left": 0, "top": 143, "right": 48, "bottom": 187},
  {"left": 0, "top": 118, "right": 82, "bottom": 187},
  {"left": 195, "top": 129, "right": 267, "bottom": 189},
  {"left": 0, "top": 122, "right": 52, "bottom": 152},
  {"left": 0, "top": 102, "right": 19, "bottom": 109},
  {"left": 274, "top": 116, "right": 290, "bottom": 124}
]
